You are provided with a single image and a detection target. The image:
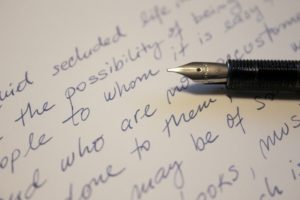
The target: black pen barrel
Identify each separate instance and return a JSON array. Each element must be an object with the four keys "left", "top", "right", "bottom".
[{"left": 226, "top": 59, "right": 300, "bottom": 91}]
